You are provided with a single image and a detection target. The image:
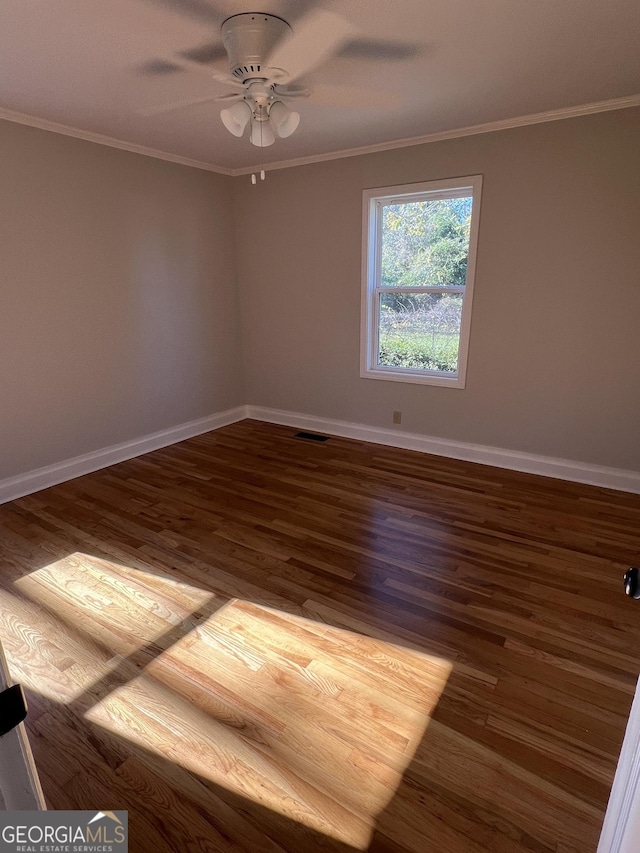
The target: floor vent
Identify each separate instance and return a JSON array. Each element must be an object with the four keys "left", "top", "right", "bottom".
[{"left": 294, "top": 432, "right": 330, "bottom": 442}]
